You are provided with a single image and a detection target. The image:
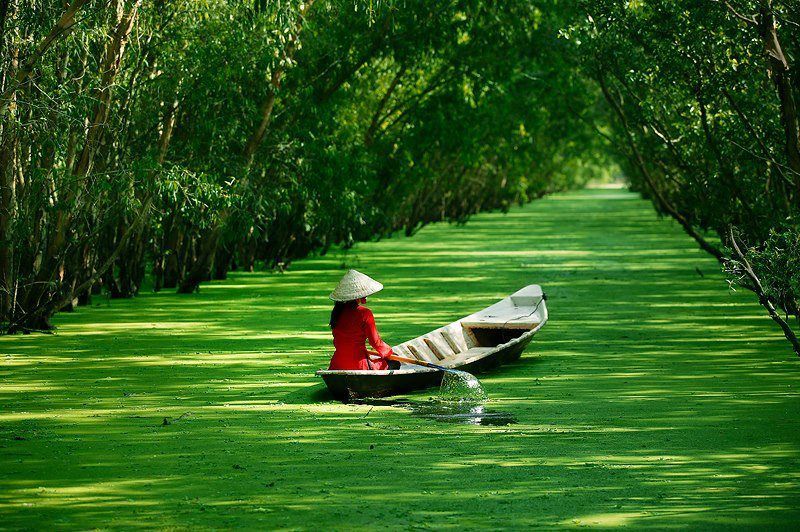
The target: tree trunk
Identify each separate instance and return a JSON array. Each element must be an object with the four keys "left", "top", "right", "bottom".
[
  {"left": 757, "top": 2, "right": 800, "bottom": 195},
  {"left": 13, "top": 2, "right": 141, "bottom": 330},
  {"left": 241, "top": 0, "right": 315, "bottom": 171},
  {"left": 242, "top": 230, "right": 257, "bottom": 272},
  {"left": 173, "top": 1, "right": 316, "bottom": 296},
  {"left": 152, "top": 254, "right": 163, "bottom": 292},
  {"left": 150, "top": 95, "right": 181, "bottom": 290},
  {"left": 598, "top": 74, "right": 724, "bottom": 261},
  {"left": 365, "top": 64, "right": 406, "bottom": 146},
  {"left": 241, "top": 69, "right": 281, "bottom": 171},
  {"left": 729, "top": 228, "right": 800, "bottom": 356},
  {"left": 162, "top": 223, "right": 184, "bottom": 288},
  {"left": 0, "top": 128, "right": 15, "bottom": 322},
  {"left": 213, "top": 245, "right": 231, "bottom": 280},
  {"left": 0, "top": 20, "right": 17, "bottom": 323},
  {"left": 72, "top": 1, "right": 141, "bottom": 178},
  {"left": 177, "top": 228, "right": 221, "bottom": 293}
]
